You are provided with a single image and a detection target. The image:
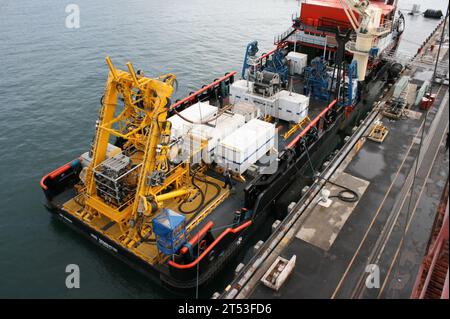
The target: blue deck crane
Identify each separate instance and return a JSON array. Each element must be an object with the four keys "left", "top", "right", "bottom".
[
  {"left": 241, "top": 41, "right": 259, "bottom": 79},
  {"left": 241, "top": 41, "right": 289, "bottom": 86}
]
